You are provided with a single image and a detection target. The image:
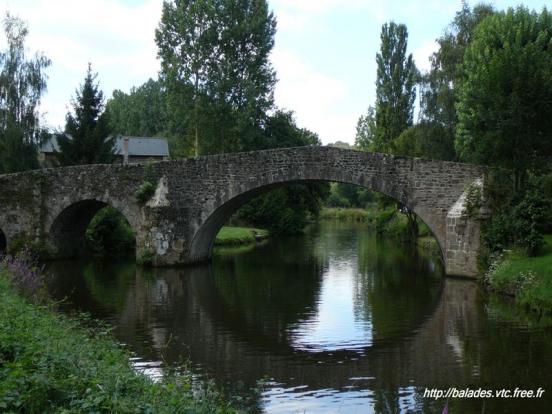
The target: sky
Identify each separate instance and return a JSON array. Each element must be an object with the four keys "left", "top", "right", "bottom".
[{"left": 0, "top": 0, "right": 549, "bottom": 145}]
